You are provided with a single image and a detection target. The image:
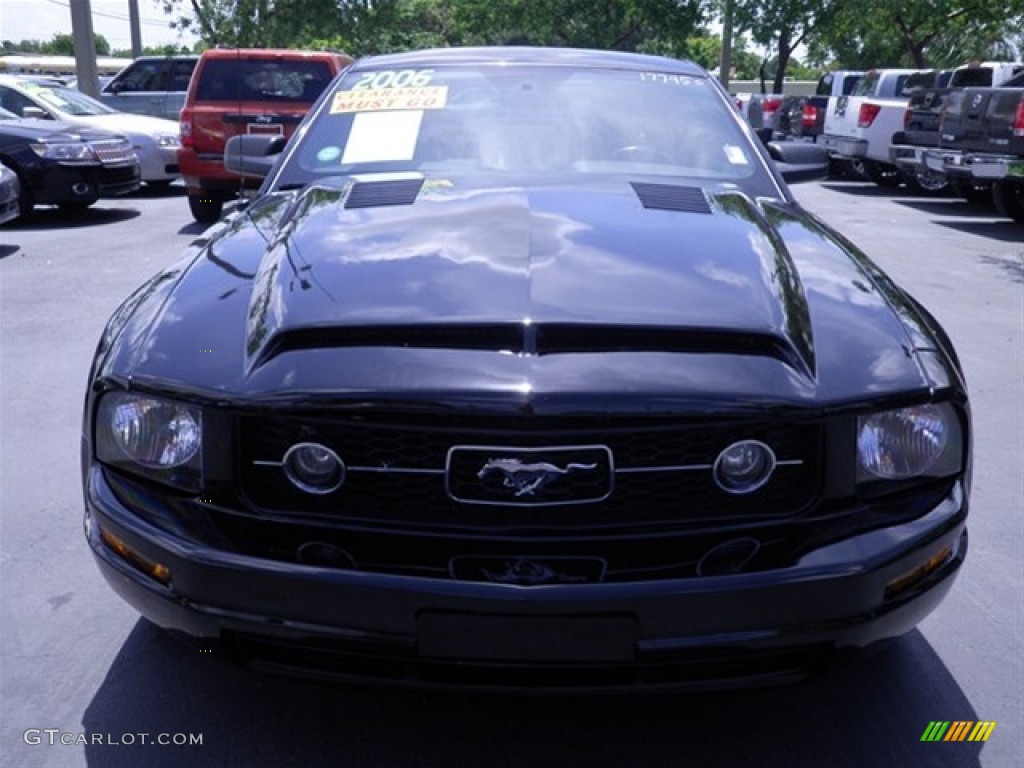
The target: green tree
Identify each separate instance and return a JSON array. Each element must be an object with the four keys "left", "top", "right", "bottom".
[
  {"left": 681, "top": 31, "right": 761, "bottom": 78},
  {"left": 38, "top": 33, "right": 111, "bottom": 56},
  {"left": 816, "top": 0, "right": 1023, "bottom": 69},
  {"left": 3, "top": 40, "right": 43, "bottom": 53},
  {"left": 449, "top": 0, "right": 706, "bottom": 52},
  {"left": 159, "top": 0, "right": 393, "bottom": 48},
  {"left": 159, "top": 0, "right": 709, "bottom": 56},
  {"left": 726, "top": 0, "right": 837, "bottom": 92}
]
